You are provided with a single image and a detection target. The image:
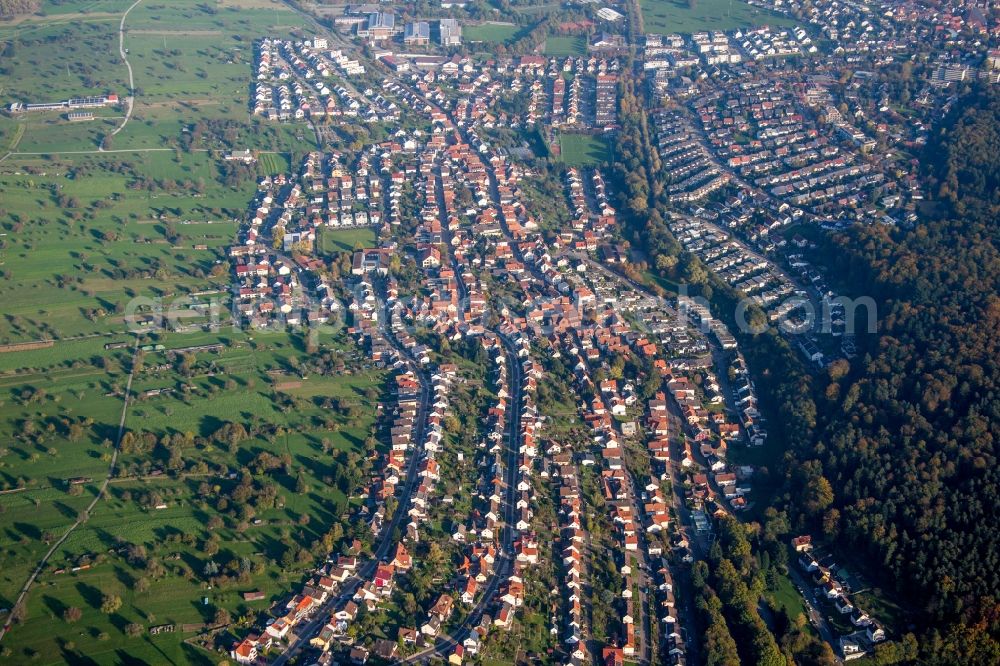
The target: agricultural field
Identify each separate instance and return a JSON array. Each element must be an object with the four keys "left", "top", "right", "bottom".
[
  {"left": 640, "top": 0, "right": 797, "bottom": 34},
  {"left": 543, "top": 35, "right": 586, "bottom": 56},
  {"left": 557, "top": 132, "right": 611, "bottom": 166},
  {"left": 0, "top": 0, "right": 311, "bottom": 154},
  {"left": 0, "top": 19, "right": 127, "bottom": 103},
  {"left": 0, "top": 327, "right": 386, "bottom": 664},
  {"left": 256, "top": 151, "right": 290, "bottom": 175},
  {"left": 0, "top": 151, "right": 257, "bottom": 344}
]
